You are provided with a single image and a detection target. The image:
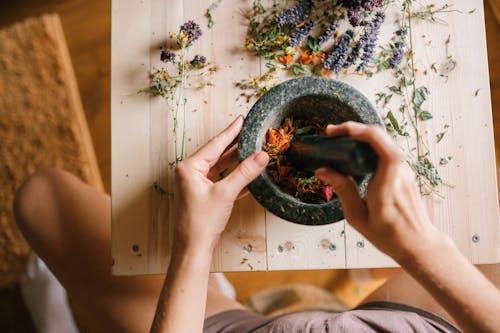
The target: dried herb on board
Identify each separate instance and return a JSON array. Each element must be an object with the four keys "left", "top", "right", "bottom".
[
  {"left": 238, "top": 0, "right": 464, "bottom": 197},
  {"left": 264, "top": 116, "right": 335, "bottom": 203},
  {"left": 140, "top": 20, "right": 216, "bottom": 166},
  {"left": 205, "top": 0, "right": 222, "bottom": 28}
]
